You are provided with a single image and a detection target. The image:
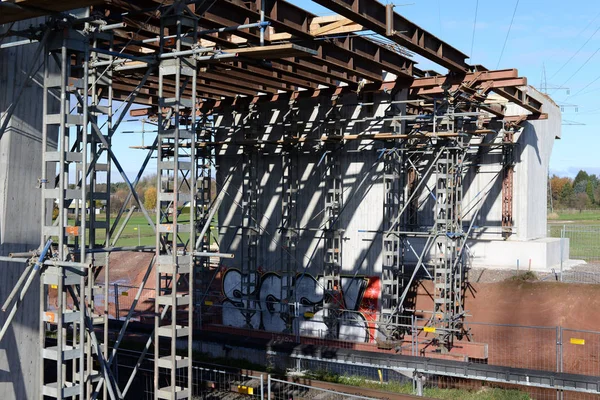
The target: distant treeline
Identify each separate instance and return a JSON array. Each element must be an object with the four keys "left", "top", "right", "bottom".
[
  {"left": 108, "top": 174, "right": 217, "bottom": 213},
  {"left": 550, "top": 170, "right": 600, "bottom": 210}
]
